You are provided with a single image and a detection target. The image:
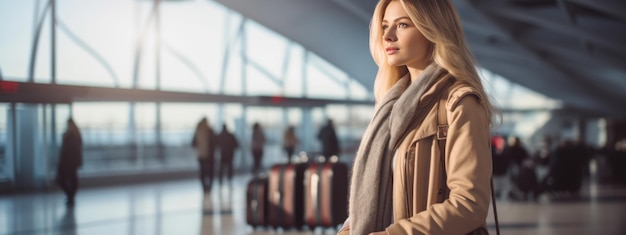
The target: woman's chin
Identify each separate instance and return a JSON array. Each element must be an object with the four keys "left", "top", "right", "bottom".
[{"left": 386, "top": 60, "right": 403, "bottom": 67}]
